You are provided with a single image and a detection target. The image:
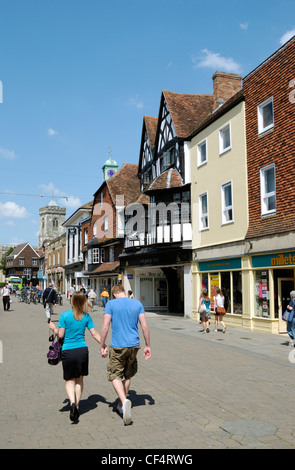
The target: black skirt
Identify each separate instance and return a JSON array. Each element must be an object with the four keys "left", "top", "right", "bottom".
[{"left": 61, "top": 347, "right": 89, "bottom": 381}]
